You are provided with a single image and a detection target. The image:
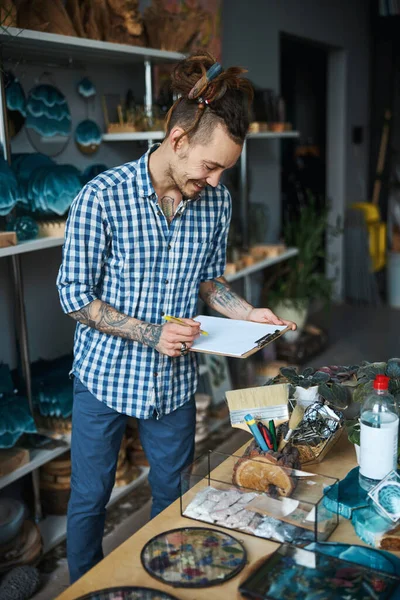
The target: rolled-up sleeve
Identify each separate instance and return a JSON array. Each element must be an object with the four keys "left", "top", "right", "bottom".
[
  {"left": 200, "top": 188, "right": 232, "bottom": 281},
  {"left": 57, "top": 185, "right": 108, "bottom": 314}
]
